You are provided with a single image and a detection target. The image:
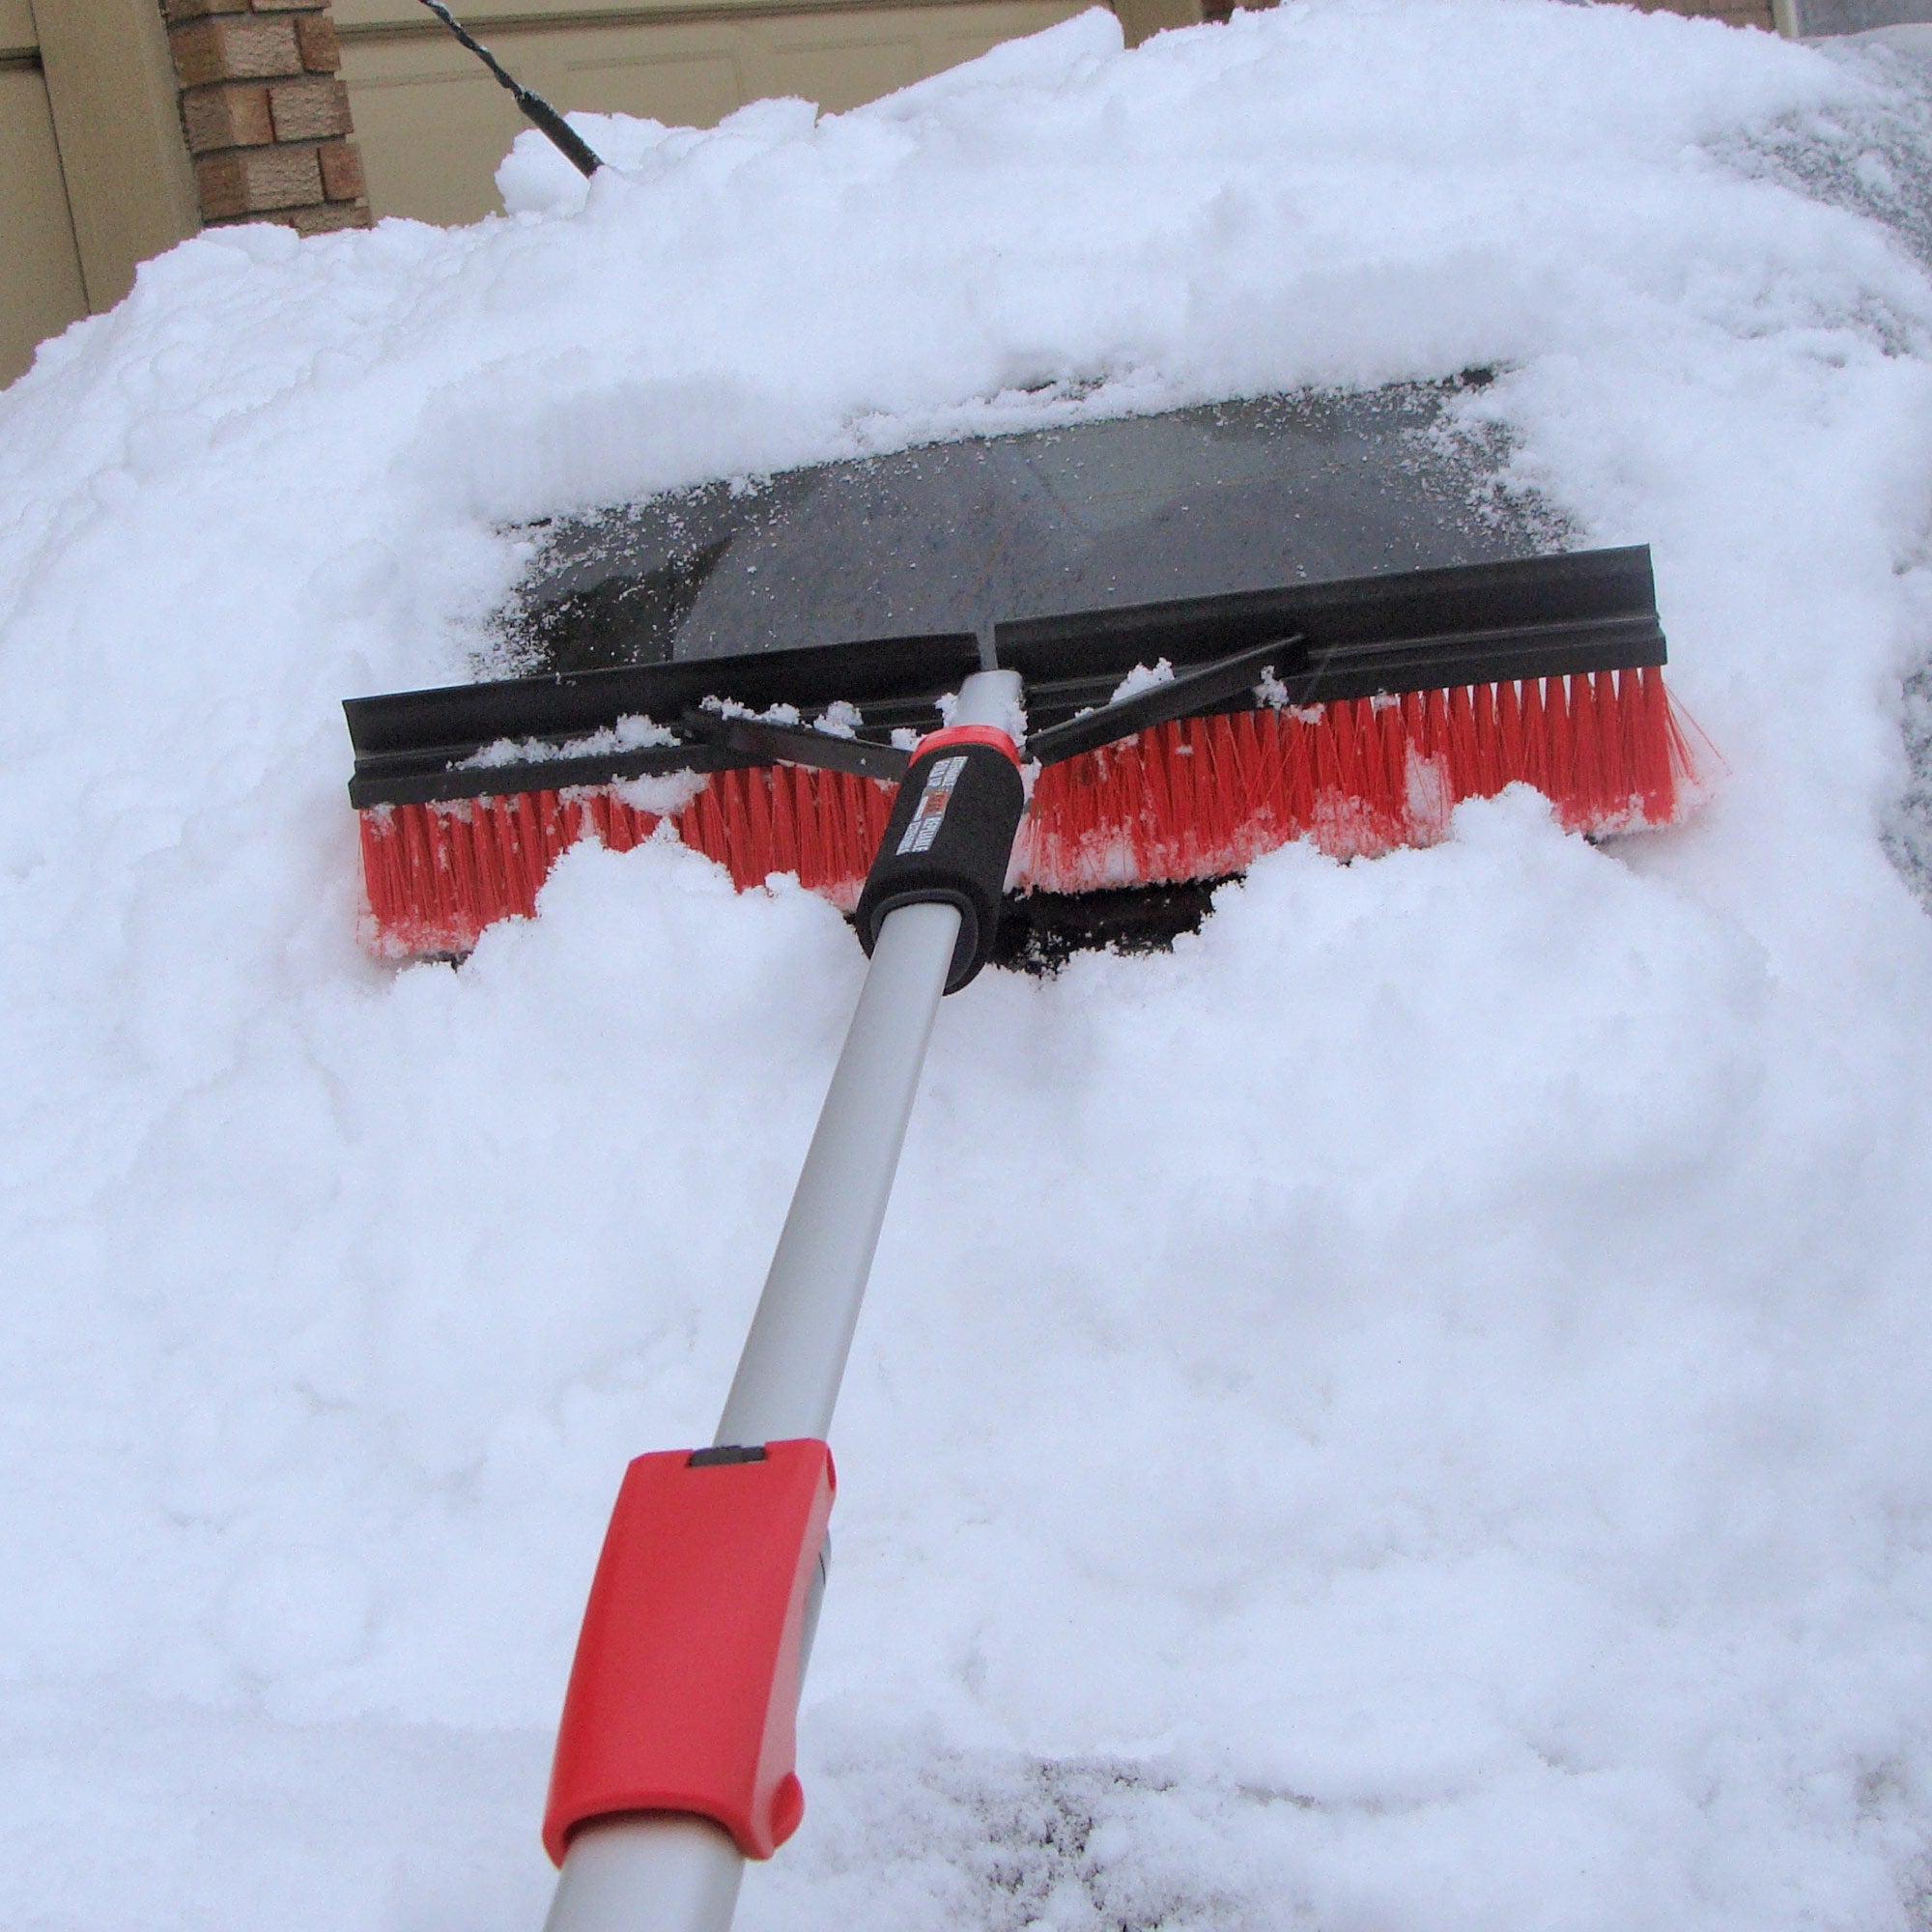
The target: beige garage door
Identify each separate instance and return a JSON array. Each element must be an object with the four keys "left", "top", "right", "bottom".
[
  {"left": 0, "top": 0, "right": 89, "bottom": 389},
  {"left": 337, "top": 0, "right": 1086, "bottom": 228}
]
